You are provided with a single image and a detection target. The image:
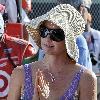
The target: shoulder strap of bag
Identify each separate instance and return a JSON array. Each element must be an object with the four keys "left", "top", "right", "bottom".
[
  {"left": 2, "top": 42, "right": 17, "bottom": 68},
  {"left": 15, "top": 0, "right": 22, "bottom": 23}
]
